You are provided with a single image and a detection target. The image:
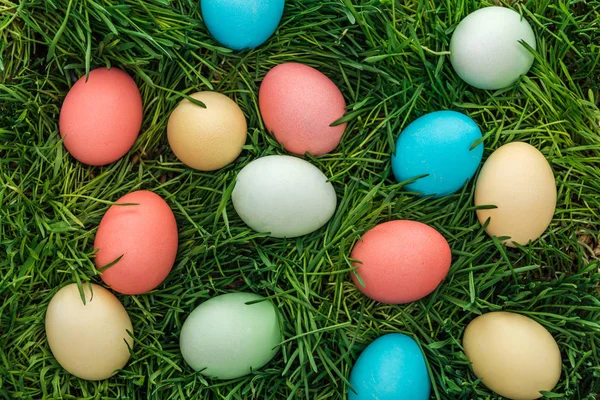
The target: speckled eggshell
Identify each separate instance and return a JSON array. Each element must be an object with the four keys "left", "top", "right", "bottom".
[
  {"left": 59, "top": 67, "right": 143, "bottom": 165},
  {"left": 167, "top": 91, "right": 247, "bottom": 171},
  {"left": 94, "top": 190, "right": 178, "bottom": 295},
  {"left": 350, "top": 220, "right": 452, "bottom": 304},
  {"left": 201, "top": 0, "right": 285, "bottom": 50},
  {"left": 259, "top": 62, "right": 347, "bottom": 156},
  {"left": 475, "top": 142, "right": 556, "bottom": 247},
  {"left": 349, "top": 333, "right": 430, "bottom": 400},
  {"left": 391, "top": 110, "right": 484, "bottom": 197},
  {"left": 179, "top": 292, "right": 281, "bottom": 379},
  {"left": 45, "top": 283, "right": 133, "bottom": 380},
  {"left": 463, "top": 312, "right": 562, "bottom": 399},
  {"left": 450, "top": 7, "right": 536, "bottom": 90}
]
